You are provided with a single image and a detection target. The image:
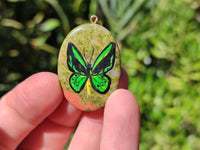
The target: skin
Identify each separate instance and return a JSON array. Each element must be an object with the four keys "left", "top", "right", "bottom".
[{"left": 0, "top": 68, "right": 140, "bottom": 150}]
